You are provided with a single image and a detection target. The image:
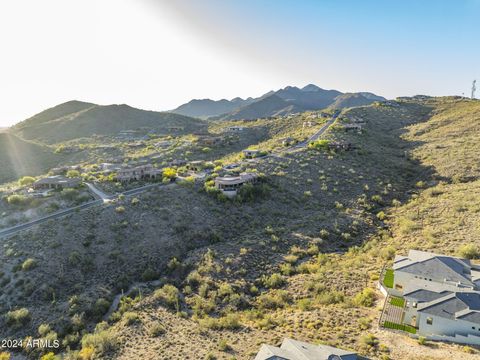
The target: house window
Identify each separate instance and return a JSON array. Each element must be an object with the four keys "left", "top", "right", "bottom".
[{"left": 426, "top": 317, "right": 433, "bottom": 325}]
